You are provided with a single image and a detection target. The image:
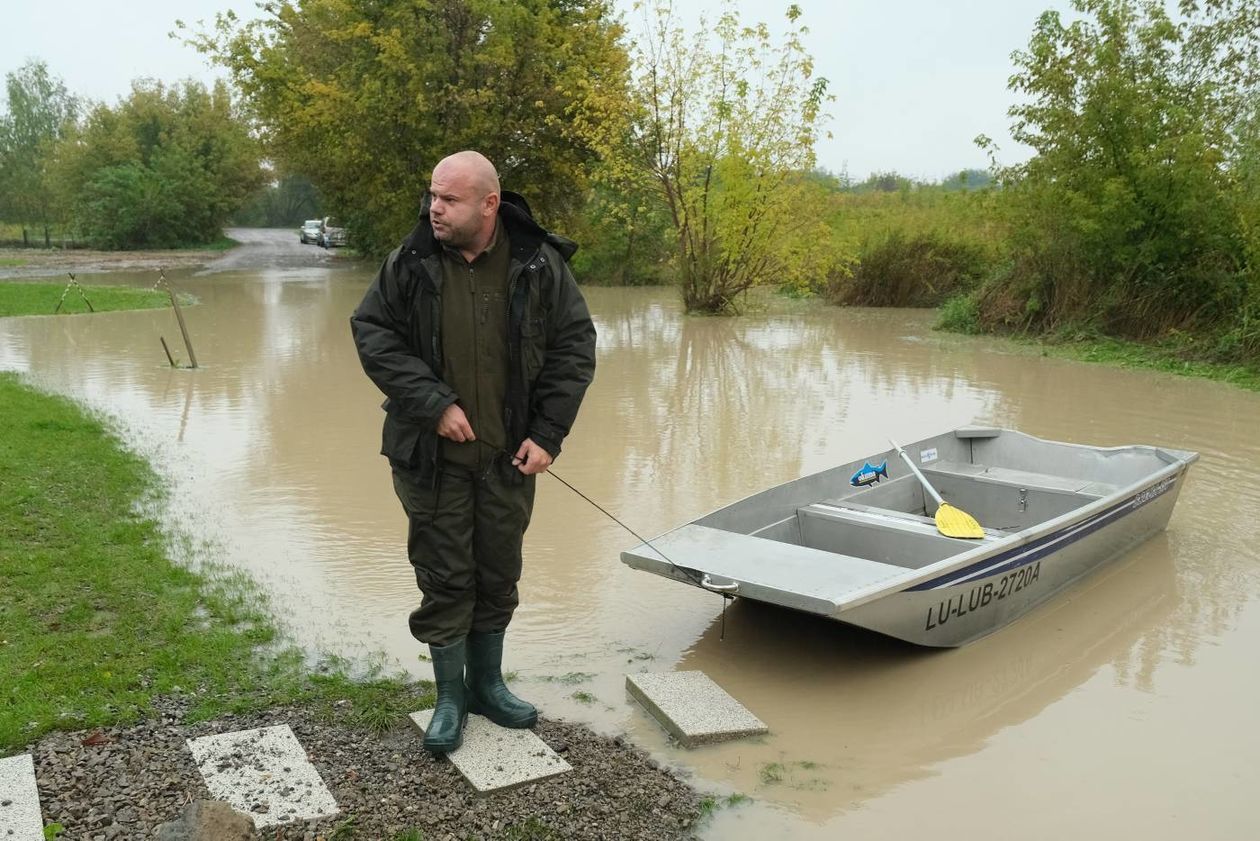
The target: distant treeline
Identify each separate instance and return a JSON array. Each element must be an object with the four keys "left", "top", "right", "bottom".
[
  {"left": 3, "top": 0, "right": 1257, "bottom": 369},
  {"left": 0, "top": 63, "right": 265, "bottom": 249},
  {"left": 824, "top": 0, "right": 1260, "bottom": 369}
]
